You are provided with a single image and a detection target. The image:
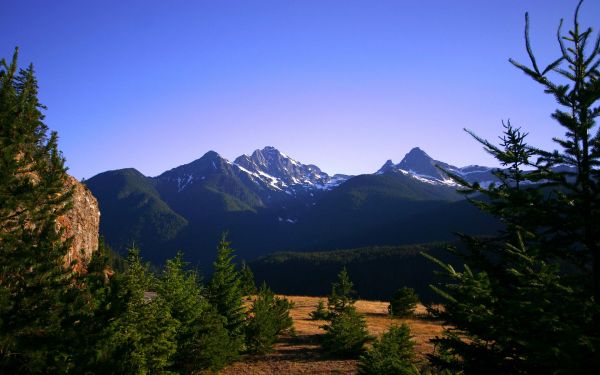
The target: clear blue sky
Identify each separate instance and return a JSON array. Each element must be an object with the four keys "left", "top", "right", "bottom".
[{"left": 2, "top": 0, "right": 598, "bottom": 179}]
